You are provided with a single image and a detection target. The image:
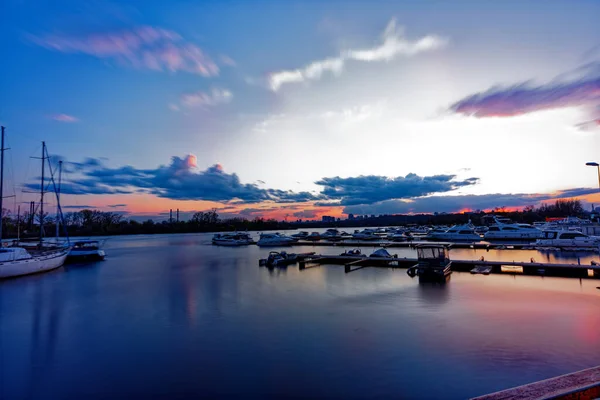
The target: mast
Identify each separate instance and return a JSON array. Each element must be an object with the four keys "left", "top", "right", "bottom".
[
  {"left": 40, "top": 141, "right": 45, "bottom": 245},
  {"left": 17, "top": 205, "right": 20, "bottom": 241},
  {"left": 0, "top": 126, "right": 4, "bottom": 242},
  {"left": 55, "top": 160, "right": 62, "bottom": 238}
]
